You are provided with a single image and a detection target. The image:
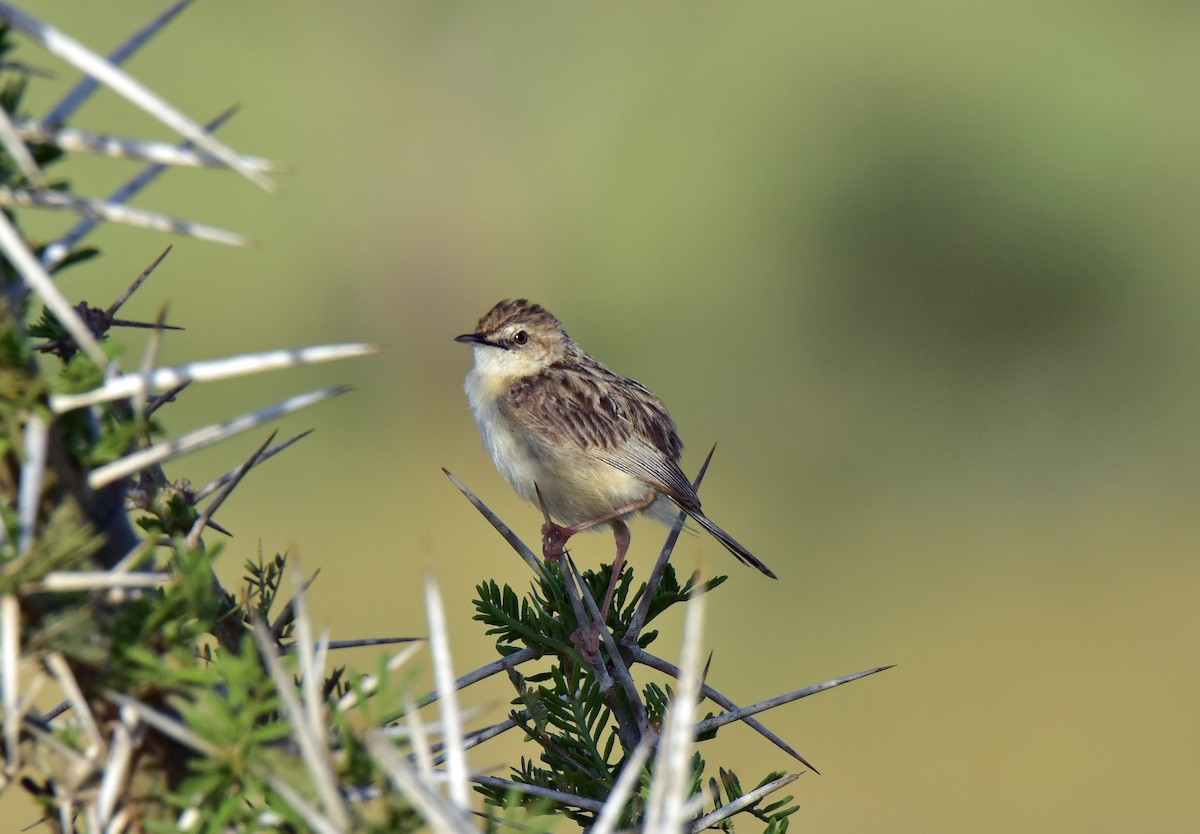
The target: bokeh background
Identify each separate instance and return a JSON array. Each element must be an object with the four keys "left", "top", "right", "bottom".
[{"left": 10, "top": 2, "right": 1200, "bottom": 831}]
